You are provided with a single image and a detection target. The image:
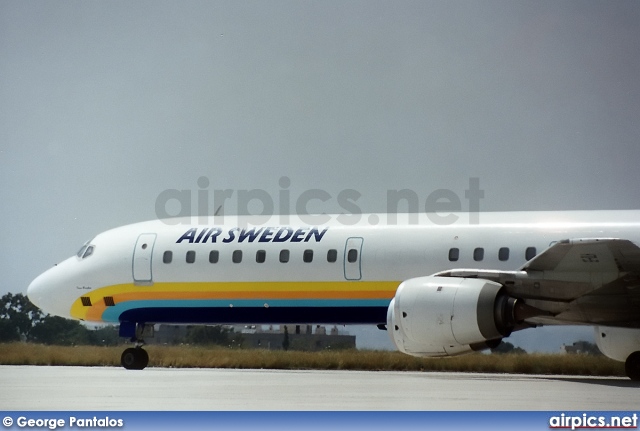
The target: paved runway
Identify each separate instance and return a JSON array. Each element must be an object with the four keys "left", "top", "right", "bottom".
[{"left": 1, "top": 366, "right": 638, "bottom": 410}]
